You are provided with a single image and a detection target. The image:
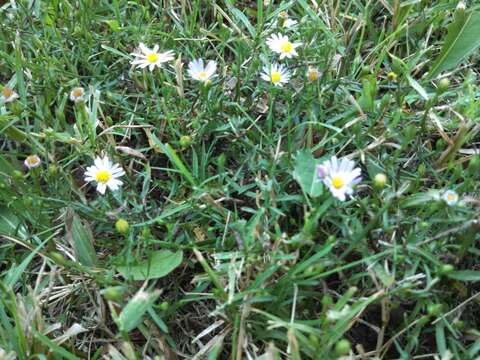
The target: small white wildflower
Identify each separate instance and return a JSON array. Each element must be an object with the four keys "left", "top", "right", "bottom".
[
  {"left": 84, "top": 156, "right": 125, "bottom": 195},
  {"left": 456, "top": 1, "right": 466, "bottom": 11},
  {"left": 1, "top": 86, "right": 19, "bottom": 103},
  {"left": 260, "top": 63, "right": 291, "bottom": 87},
  {"left": 187, "top": 59, "right": 217, "bottom": 83},
  {"left": 131, "top": 43, "right": 174, "bottom": 71},
  {"left": 317, "top": 156, "right": 362, "bottom": 201},
  {"left": 69, "top": 87, "right": 85, "bottom": 103},
  {"left": 24, "top": 155, "right": 41, "bottom": 169},
  {"left": 442, "top": 190, "right": 459, "bottom": 206},
  {"left": 266, "top": 33, "right": 302, "bottom": 60}
]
